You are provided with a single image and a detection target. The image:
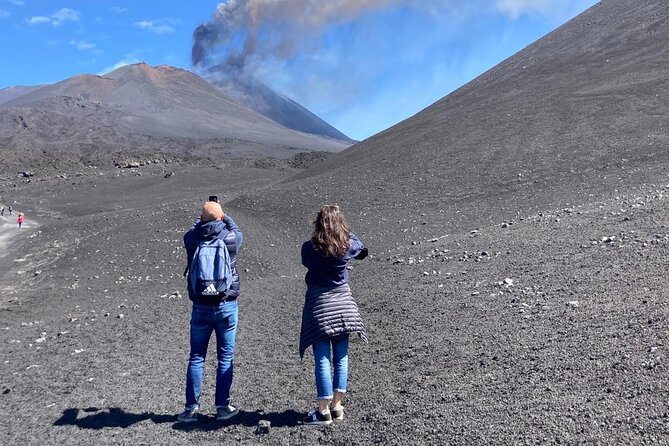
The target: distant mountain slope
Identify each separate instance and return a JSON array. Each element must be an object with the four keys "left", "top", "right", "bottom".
[
  {"left": 207, "top": 74, "right": 353, "bottom": 141},
  {"left": 0, "top": 63, "right": 350, "bottom": 158},
  {"left": 232, "top": 0, "right": 669, "bottom": 243},
  {"left": 0, "top": 85, "right": 45, "bottom": 105}
]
